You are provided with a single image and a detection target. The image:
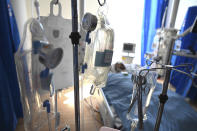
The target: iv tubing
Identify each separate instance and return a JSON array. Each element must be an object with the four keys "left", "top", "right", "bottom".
[
  {"left": 17, "top": 18, "right": 33, "bottom": 53},
  {"left": 80, "top": 75, "right": 85, "bottom": 131},
  {"left": 32, "top": 0, "right": 34, "bottom": 17},
  {"left": 47, "top": 112, "right": 52, "bottom": 131},
  {"left": 55, "top": 89, "right": 58, "bottom": 131}
]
